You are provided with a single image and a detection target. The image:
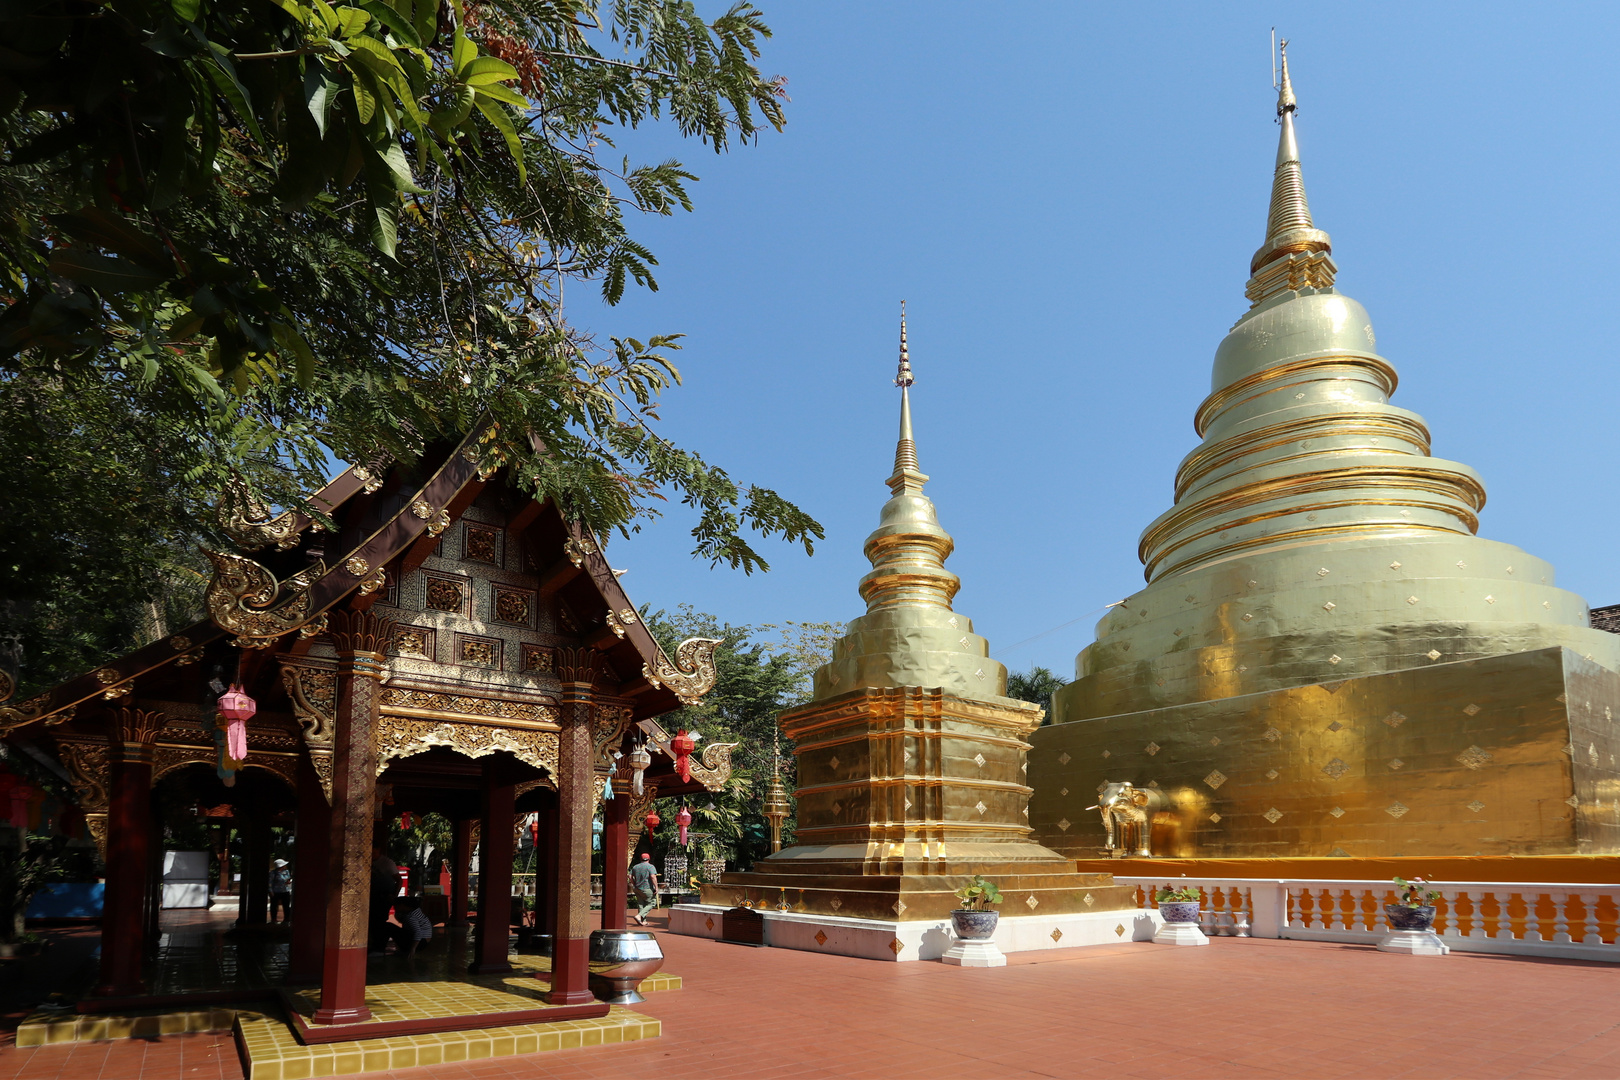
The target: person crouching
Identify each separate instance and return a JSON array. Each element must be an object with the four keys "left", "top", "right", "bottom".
[{"left": 388, "top": 895, "right": 434, "bottom": 958}]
